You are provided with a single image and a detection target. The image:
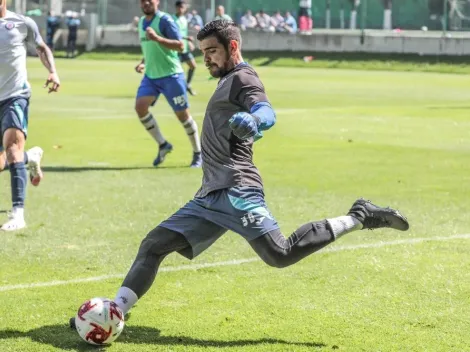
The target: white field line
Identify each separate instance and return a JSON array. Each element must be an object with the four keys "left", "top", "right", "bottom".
[
  {"left": 39, "top": 108, "right": 310, "bottom": 120},
  {"left": 1, "top": 233, "right": 469, "bottom": 293}
]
